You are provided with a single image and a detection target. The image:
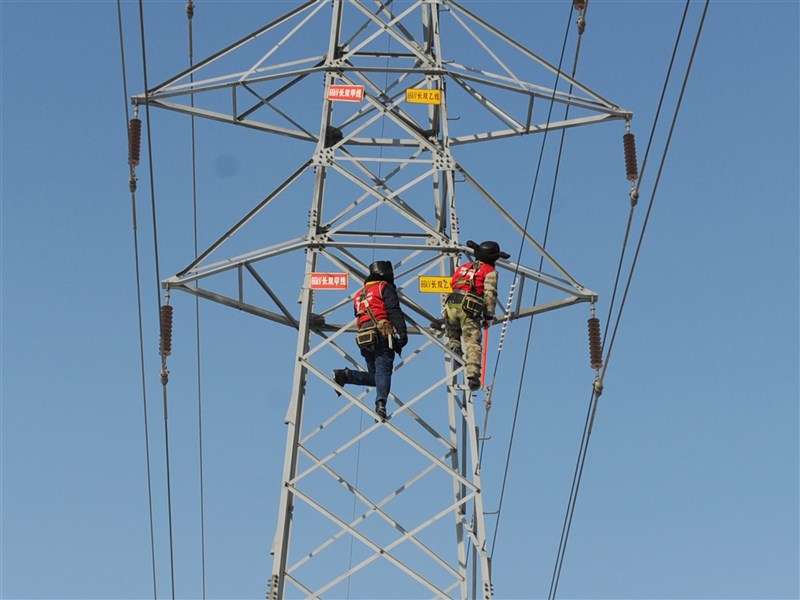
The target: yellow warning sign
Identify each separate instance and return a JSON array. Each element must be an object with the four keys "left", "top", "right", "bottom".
[
  {"left": 419, "top": 276, "right": 452, "bottom": 293},
  {"left": 406, "top": 88, "right": 442, "bottom": 105}
]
